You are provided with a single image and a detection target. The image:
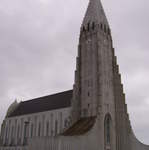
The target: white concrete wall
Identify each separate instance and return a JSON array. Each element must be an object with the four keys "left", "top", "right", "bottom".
[
  {"left": 27, "top": 115, "right": 115, "bottom": 150},
  {"left": 1, "top": 119, "right": 149, "bottom": 150},
  {"left": 0, "top": 107, "right": 71, "bottom": 149},
  {"left": 28, "top": 118, "right": 101, "bottom": 150}
]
